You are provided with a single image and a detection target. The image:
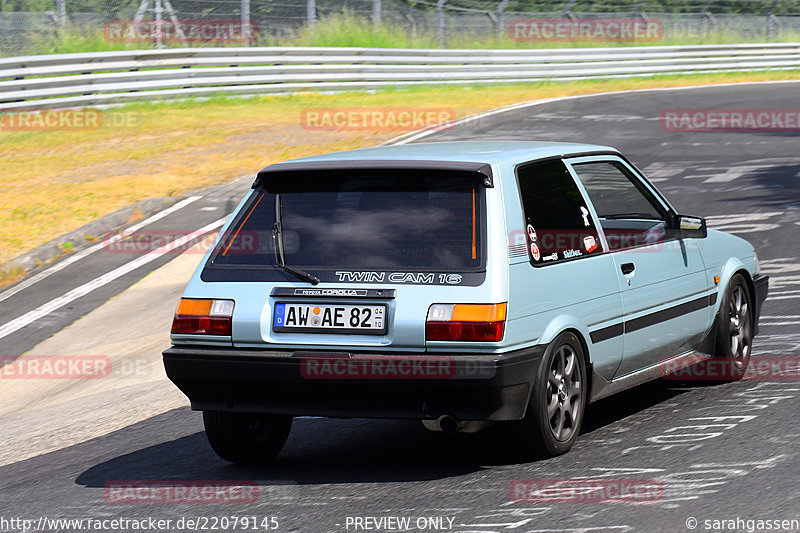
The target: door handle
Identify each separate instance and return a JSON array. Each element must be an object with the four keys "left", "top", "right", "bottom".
[{"left": 620, "top": 262, "right": 635, "bottom": 275}]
